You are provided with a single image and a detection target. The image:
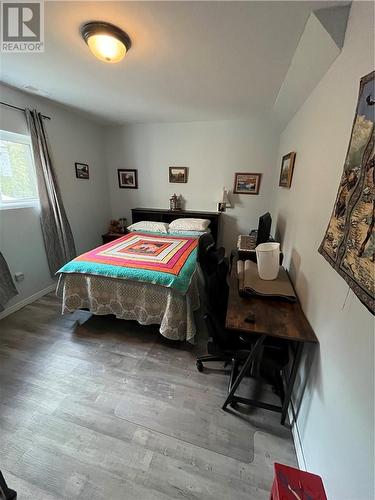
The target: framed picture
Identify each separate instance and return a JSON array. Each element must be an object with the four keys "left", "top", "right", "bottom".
[
  {"left": 233, "top": 172, "right": 261, "bottom": 195},
  {"left": 75, "top": 162, "right": 89, "bottom": 179},
  {"left": 169, "top": 167, "right": 188, "bottom": 183},
  {"left": 118, "top": 169, "right": 138, "bottom": 189},
  {"left": 279, "top": 152, "right": 296, "bottom": 188}
]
